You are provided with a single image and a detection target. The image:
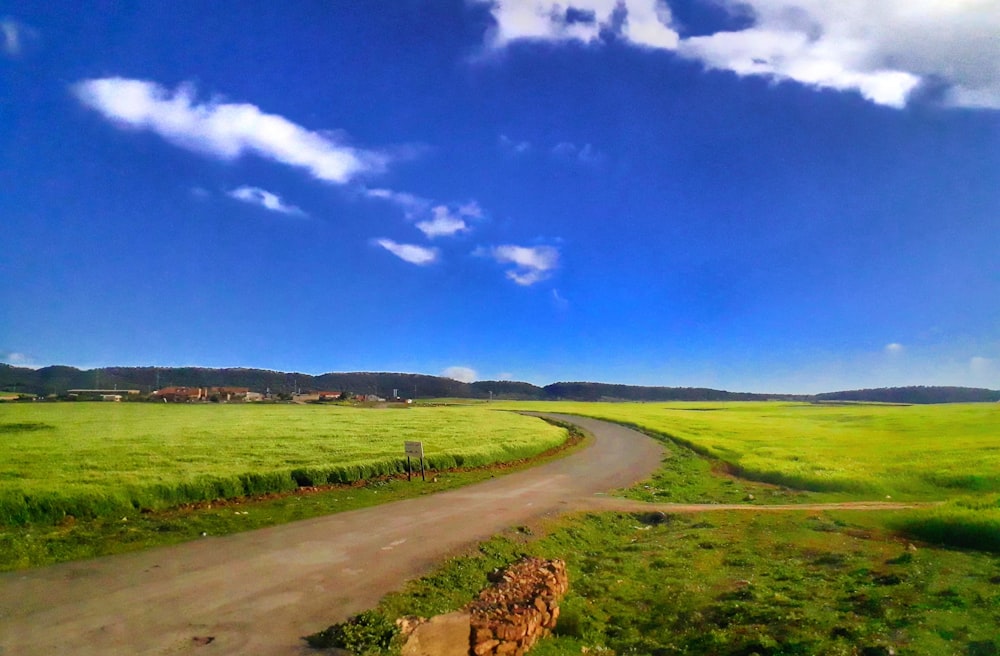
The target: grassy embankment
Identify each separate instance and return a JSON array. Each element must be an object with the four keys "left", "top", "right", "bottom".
[{"left": 0, "top": 403, "right": 570, "bottom": 569}]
